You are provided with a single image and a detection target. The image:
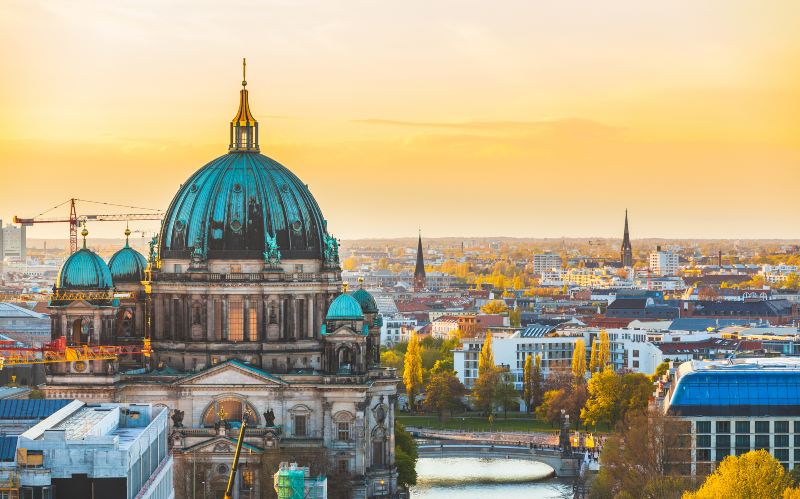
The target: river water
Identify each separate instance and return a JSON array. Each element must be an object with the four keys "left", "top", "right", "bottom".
[{"left": 410, "top": 457, "right": 571, "bottom": 498}]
